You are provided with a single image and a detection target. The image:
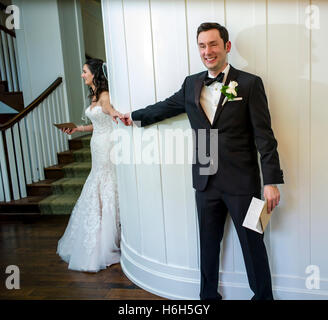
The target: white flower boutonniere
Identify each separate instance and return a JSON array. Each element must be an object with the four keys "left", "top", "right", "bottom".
[{"left": 221, "top": 81, "right": 238, "bottom": 106}]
